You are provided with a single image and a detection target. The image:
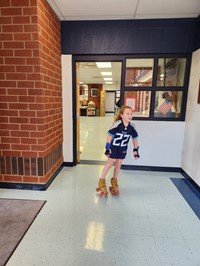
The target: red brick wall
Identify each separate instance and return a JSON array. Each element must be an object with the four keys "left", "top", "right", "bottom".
[{"left": 0, "top": 0, "right": 63, "bottom": 186}]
